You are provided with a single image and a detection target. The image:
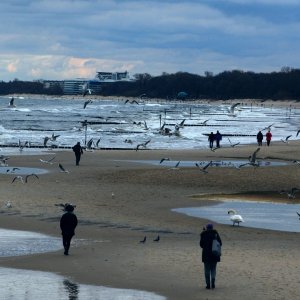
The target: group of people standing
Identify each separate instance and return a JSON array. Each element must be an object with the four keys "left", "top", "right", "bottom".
[
  {"left": 257, "top": 130, "right": 272, "bottom": 146},
  {"left": 208, "top": 131, "right": 222, "bottom": 149}
]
